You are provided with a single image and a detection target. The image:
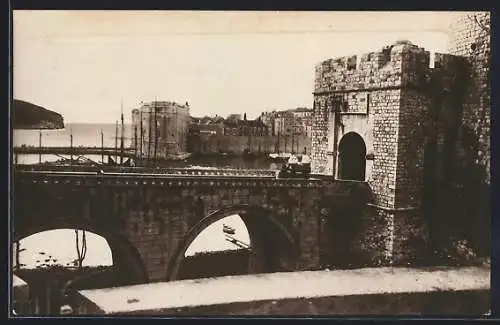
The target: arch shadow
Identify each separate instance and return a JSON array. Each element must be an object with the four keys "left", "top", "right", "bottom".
[
  {"left": 167, "top": 204, "right": 299, "bottom": 281},
  {"left": 13, "top": 218, "right": 149, "bottom": 286},
  {"left": 338, "top": 132, "right": 367, "bottom": 181}
]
